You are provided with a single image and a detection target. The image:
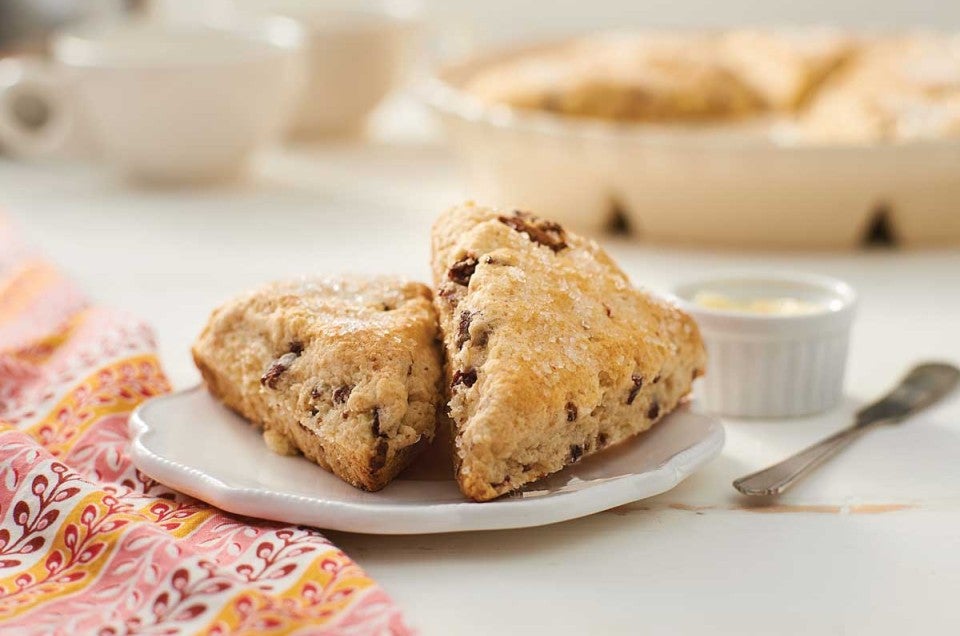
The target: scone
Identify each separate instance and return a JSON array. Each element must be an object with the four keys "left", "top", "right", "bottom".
[
  {"left": 192, "top": 276, "right": 443, "bottom": 492},
  {"left": 431, "top": 203, "right": 706, "bottom": 501},
  {"left": 466, "top": 33, "right": 765, "bottom": 122},
  {"left": 799, "top": 33, "right": 960, "bottom": 142},
  {"left": 718, "top": 28, "right": 854, "bottom": 110}
]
